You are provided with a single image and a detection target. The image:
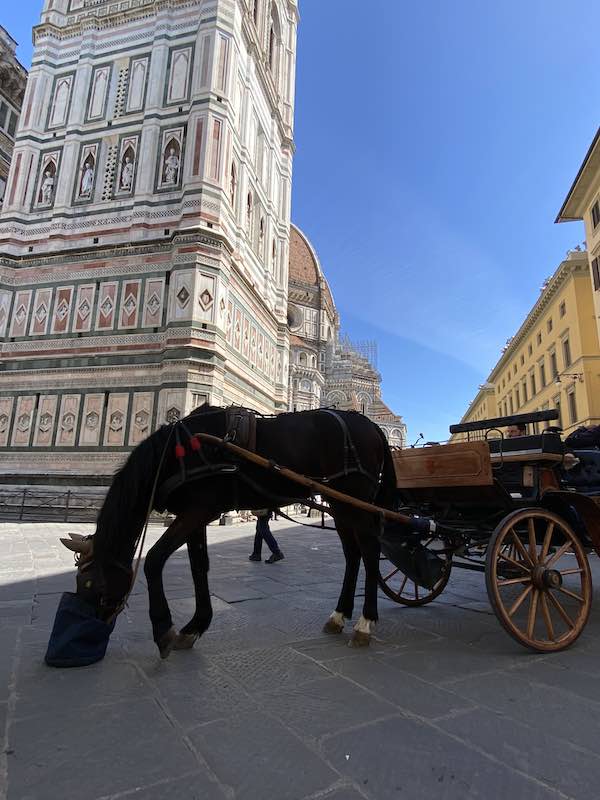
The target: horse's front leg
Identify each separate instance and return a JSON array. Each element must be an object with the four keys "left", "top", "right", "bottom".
[
  {"left": 350, "top": 528, "right": 380, "bottom": 648},
  {"left": 323, "top": 521, "right": 361, "bottom": 635},
  {"left": 174, "top": 525, "right": 212, "bottom": 650},
  {"left": 143, "top": 515, "right": 191, "bottom": 658}
]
